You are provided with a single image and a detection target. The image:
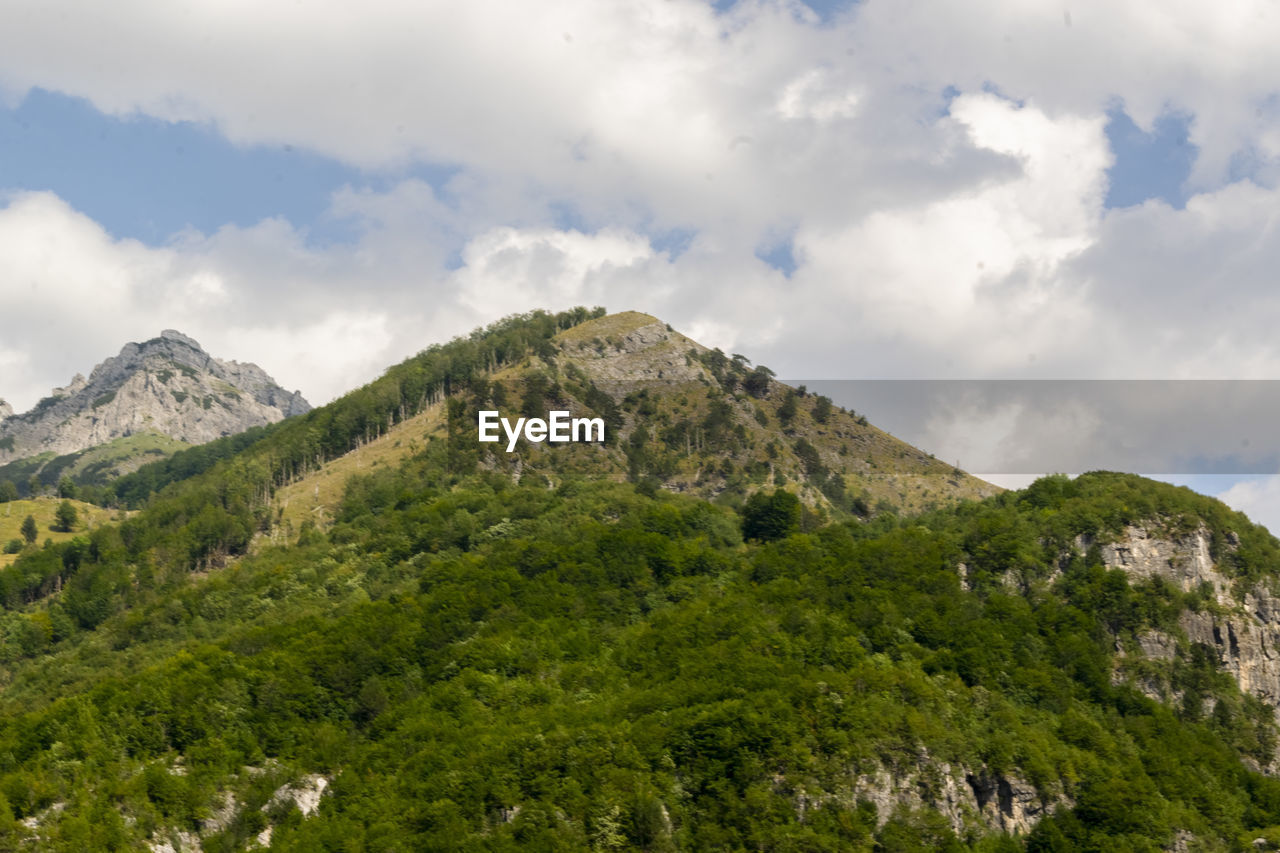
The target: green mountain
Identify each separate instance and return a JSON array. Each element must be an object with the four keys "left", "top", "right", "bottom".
[
  {"left": 1, "top": 309, "right": 1280, "bottom": 850},
  {"left": 259, "top": 309, "right": 996, "bottom": 544}
]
